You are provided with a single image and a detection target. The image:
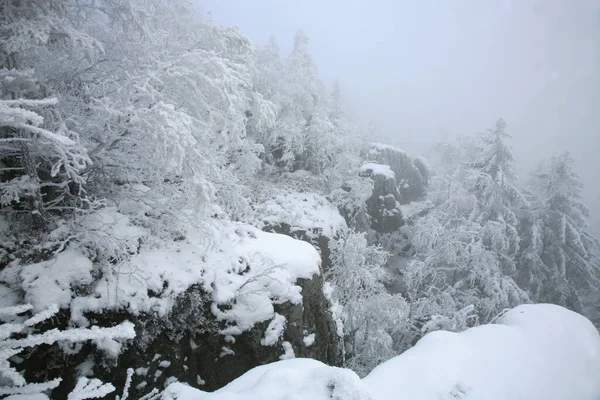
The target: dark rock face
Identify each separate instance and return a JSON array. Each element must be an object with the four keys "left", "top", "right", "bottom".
[
  {"left": 119, "top": 275, "right": 341, "bottom": 396},
  {"left": 113, "top": 224, "right": 343, "bottom": 397},
  {"left": 26, "top": 228, "right": 342, "bottom": 398},
  {"left": 364, "top": 144, "right": 428, "bottom": 204},
  {"left": 359, "top": 169, "right": 404, "bottom": 233}
]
